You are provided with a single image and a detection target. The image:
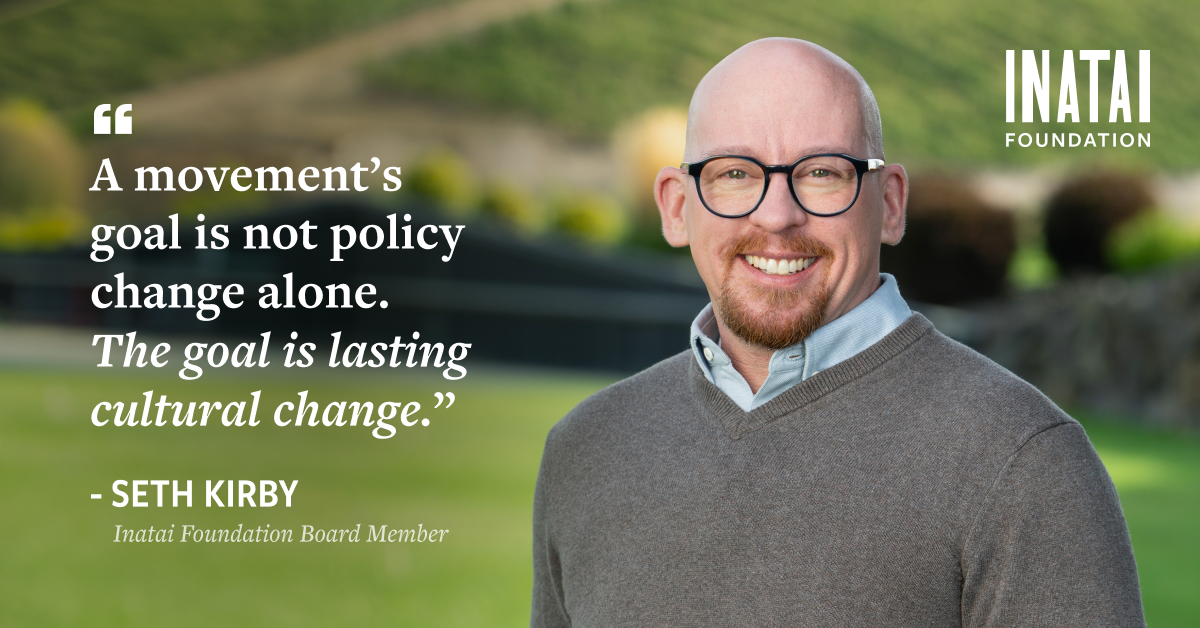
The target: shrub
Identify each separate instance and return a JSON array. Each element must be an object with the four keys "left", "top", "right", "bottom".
[
  {"left": 0, "top": 99, "right": 84, "bottom": 250},
  {"left": 611, "top": 107, "right": 687, "bottom": 216},
  {"left": 1107, "top": 210, "right": 1200, "bottom": 273},
  {"left": 1043, "top": 171, "right": 1154, "bottom": 274},
  {"left": 880, "top": 176, "right": 1015, "bottom": 305},
  {"left": 550, "top": 191, "right": 628, "bottom": 246},
  {"left": 406, "top": 149, "right": 478, "bottom": 214},
  {"left": 479, "top": 182, "right": 544, "bottom": 233},
  {"left": 1007, "top": 239, "right": 1059, "bottom": 290}
]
